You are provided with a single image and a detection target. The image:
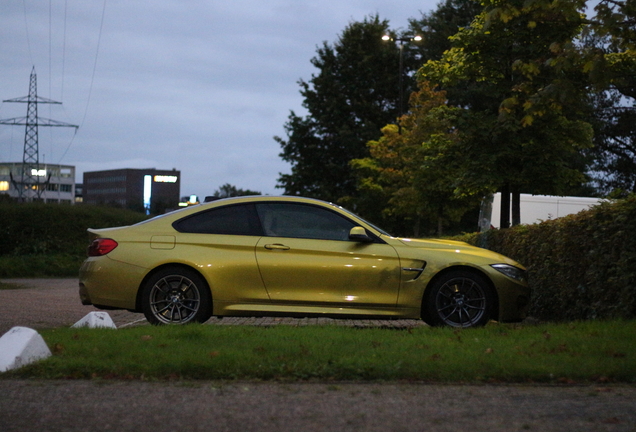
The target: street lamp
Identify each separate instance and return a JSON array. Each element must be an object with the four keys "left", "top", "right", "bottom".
[{"left": 382, "top": 34, "right": 423, "bottom": 119}]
